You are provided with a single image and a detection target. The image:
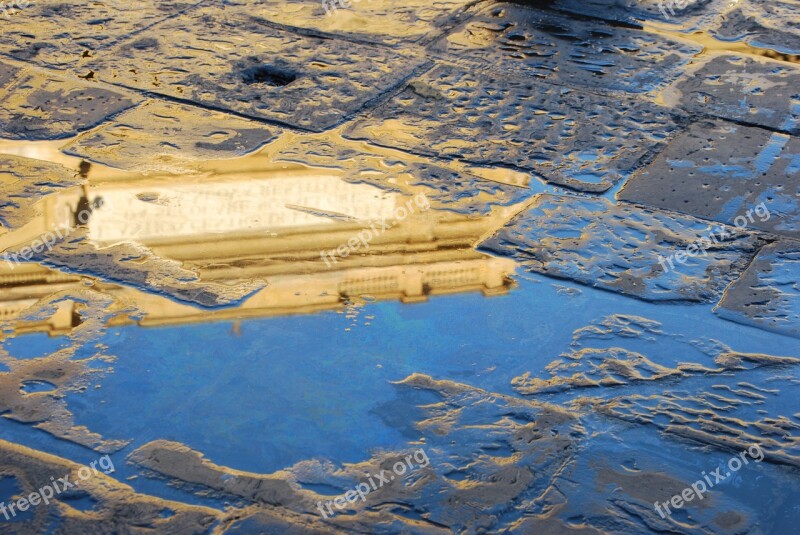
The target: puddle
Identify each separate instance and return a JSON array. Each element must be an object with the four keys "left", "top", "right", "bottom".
[{"left": 1, "top": 1, "right": 799, "bottom": 533}]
